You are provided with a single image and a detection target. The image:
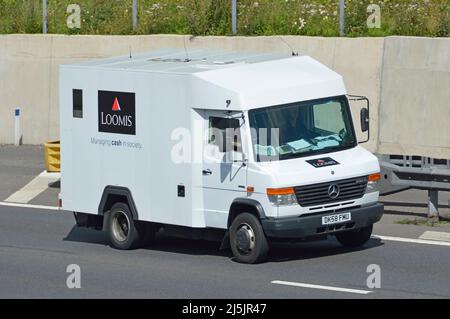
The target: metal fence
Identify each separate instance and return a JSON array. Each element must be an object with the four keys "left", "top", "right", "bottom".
[{"left": 41, "top": 0, "right": 349, "bottom": 36}]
